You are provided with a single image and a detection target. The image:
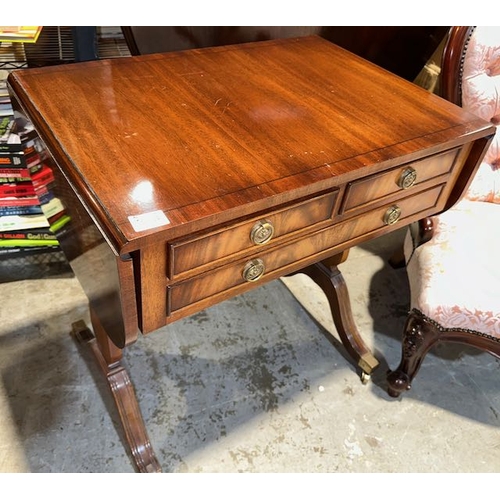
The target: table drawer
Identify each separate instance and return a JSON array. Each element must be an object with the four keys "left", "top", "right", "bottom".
[
  {"left": 342, "top": 147, "right": 461, "bottom": 213},
  {"left": 167, "top": 183, "right": 445, "bottom": 316},
  {"left": 168, "top": 190, "right": 338, "bottom": 279}
]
